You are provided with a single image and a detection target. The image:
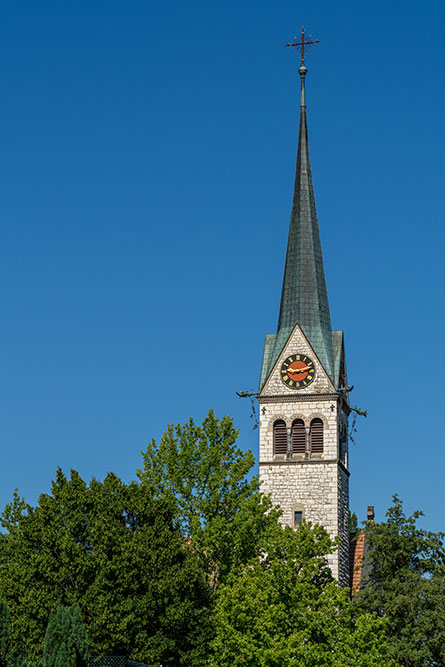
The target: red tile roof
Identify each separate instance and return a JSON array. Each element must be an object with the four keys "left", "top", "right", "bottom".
[{"left": 349, "top": 531, "right": 366, "bottom": 594}]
